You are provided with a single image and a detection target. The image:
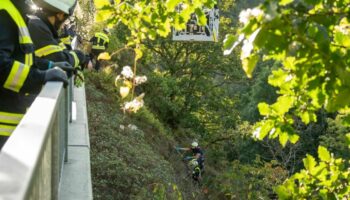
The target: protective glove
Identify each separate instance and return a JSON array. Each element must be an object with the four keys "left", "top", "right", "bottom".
[
  {"left": 51, "top": 61, "right": 75, "bottom": 71},
  {"left": 74, "top": 70, "right": 85, "bottom": 87},
  {"left": 82, "top": 54, "right": 91, "bottom": 70},
  {"left": 75, "top": 50, "right": 89, "bottom": 68},
  {"left": 50, "top": 61, "right": 75, "bottom": 78},
  {"left": 44, "top": 67, "right": 68, "bottom": 87}
]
